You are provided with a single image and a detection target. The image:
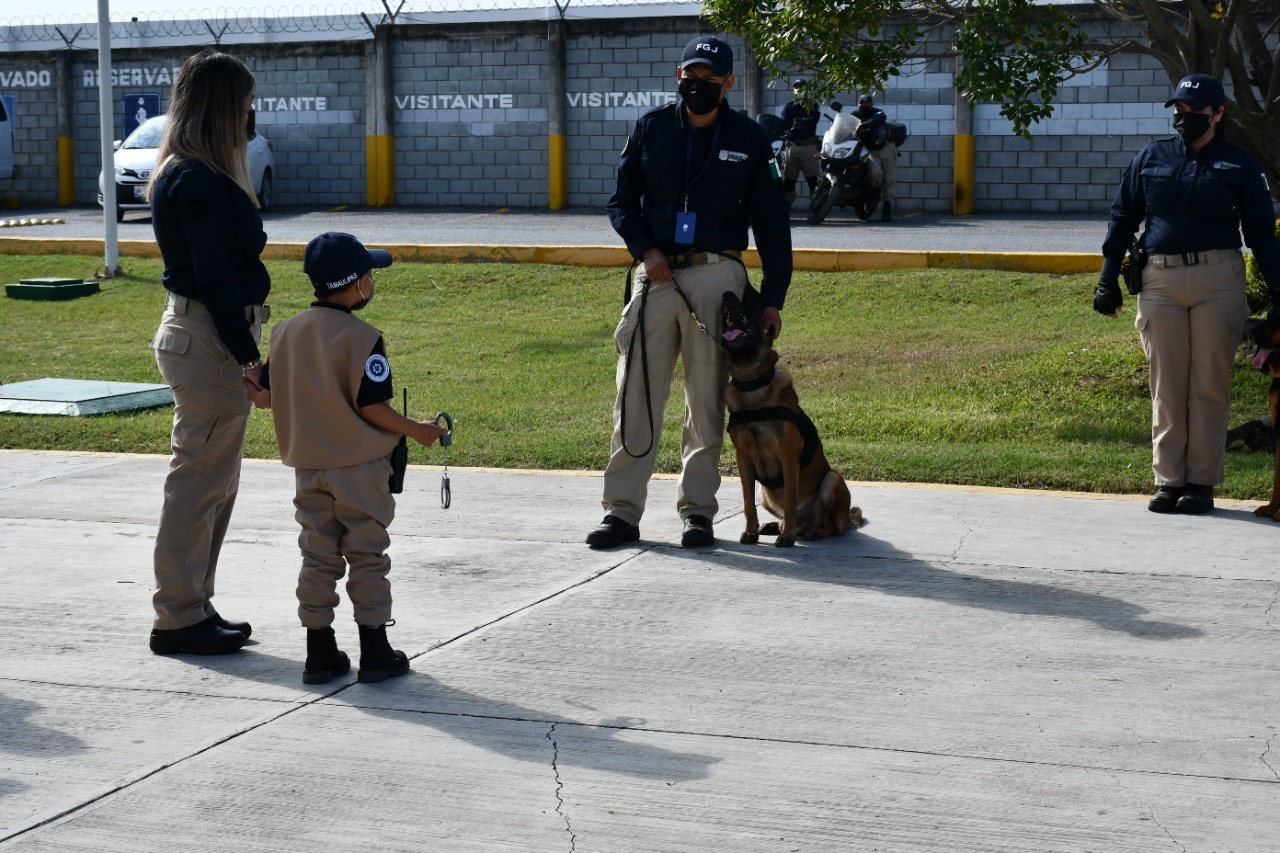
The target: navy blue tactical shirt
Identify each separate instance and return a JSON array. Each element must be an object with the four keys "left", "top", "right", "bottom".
[
  {"left": 781, "top": 101, "right": 820, "bottom": 141},
  {"left": 1102, "top": 133, "right": 1280, "bottom": 298},
  {"left": 151, "top": 158, "right": 271, "bottom": 365},
  {"left": 607, "top": 101, "right": 793, "bottom": 310},
  {"left": 852, "top": 105, "right": 887, "bottom": 131}
]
